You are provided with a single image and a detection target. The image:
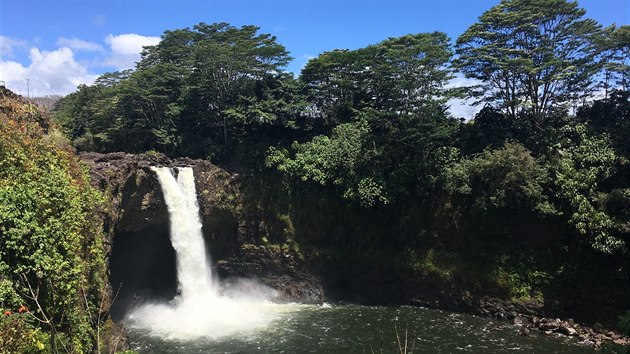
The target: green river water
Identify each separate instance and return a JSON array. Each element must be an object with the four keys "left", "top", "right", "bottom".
[{"left": 127, "top": 303, "right": 595, "bottom": 354}]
